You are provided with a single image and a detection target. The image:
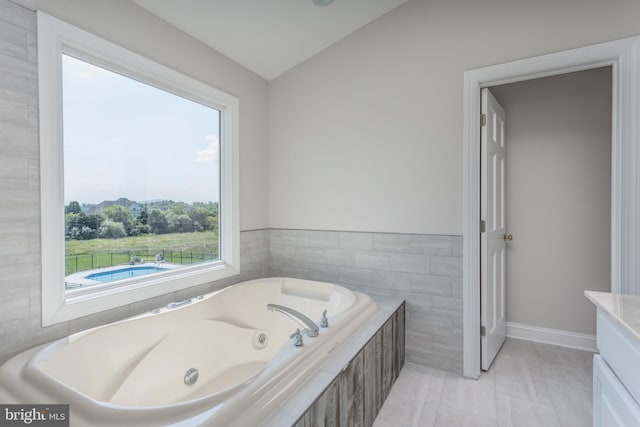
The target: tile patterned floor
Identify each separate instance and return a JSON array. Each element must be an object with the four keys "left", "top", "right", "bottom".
[{"left": 373, "top": 338, "right": 594, "bottom": 427}]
